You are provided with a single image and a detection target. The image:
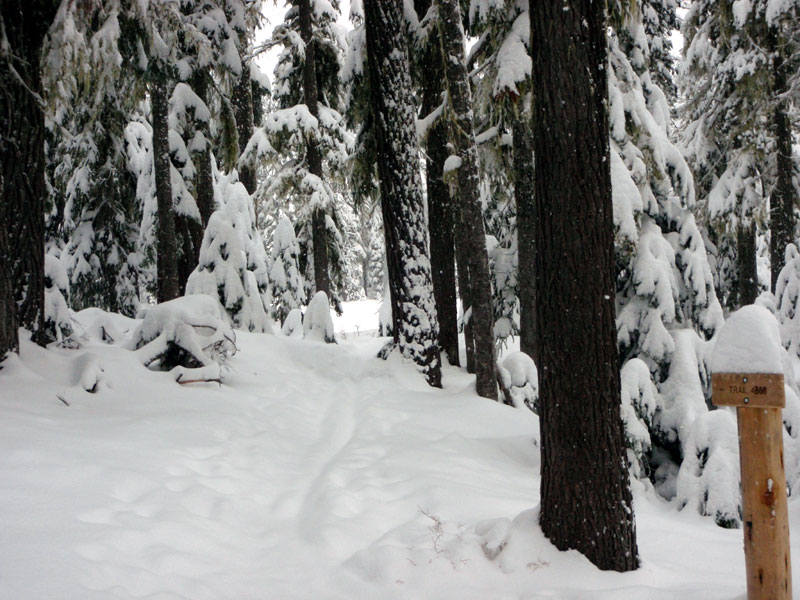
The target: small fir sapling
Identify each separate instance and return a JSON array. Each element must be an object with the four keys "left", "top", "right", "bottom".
[
  {"left": 676, "top": 304, "right": 800, "bottom": 527},
  {"left": 186, "top": 173, "right": 272, "bottom": 333},
  {"left": 44, "top": 250, "right": 73, "bottom": 343},
  {"left": 269, "top": 215, "right": 306, "bottom": 324},
  {"left": 186, "top": 213, "right": 265, "bottom": 331},
  {"left": 676, "top": 409, "right": 742, "bottom": 528},
  {"left": 776, "top": 244, "right": 800, "bottom": 360},
  {"left": 281, "top": 308, "right": 303, "bottom": 338},
  {"left": 303, "top": 291, "right": 336, "bottom": 343},
  {"left": 620, "top": 358, "right": 659, "bottom": 479}
]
